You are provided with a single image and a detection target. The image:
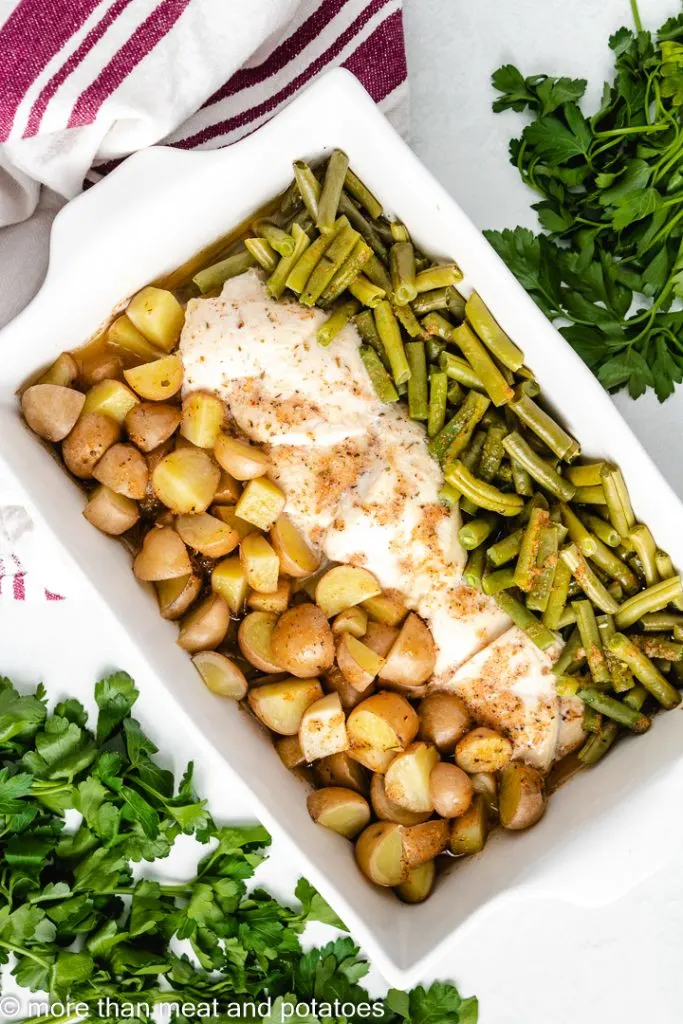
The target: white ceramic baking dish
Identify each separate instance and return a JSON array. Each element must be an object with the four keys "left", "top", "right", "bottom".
[{"left": 2, "top": 69, "right": 683, "bottom": 989}]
